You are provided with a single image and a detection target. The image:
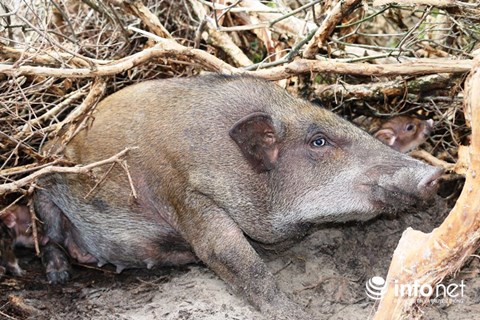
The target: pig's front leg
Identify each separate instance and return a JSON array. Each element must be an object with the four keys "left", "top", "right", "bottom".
[
  {"left": 41, "top": 243, "right": 71, "bottom": 284},
  {"left": 34, "top": 189, "right": 73, "bottom": 284},
  {"left": 177, "top": 193, "right": 311, "bottom": 320}
]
